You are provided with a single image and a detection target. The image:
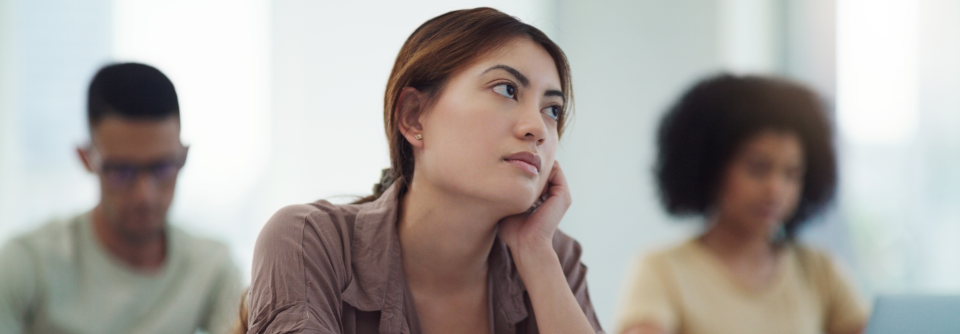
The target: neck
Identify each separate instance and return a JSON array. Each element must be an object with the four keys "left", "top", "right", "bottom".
[
  {"left": 91, "top": 205, "right": 167, "bottom": 272},
  {"left": 398, "top": 179, "right": 504, "bottom": 295},
  {"left": 699, "top": 214, "right": 779, "bottom": 263}
]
